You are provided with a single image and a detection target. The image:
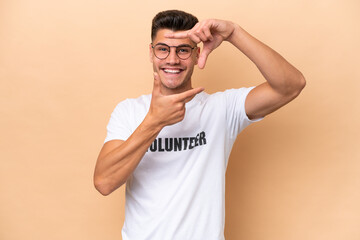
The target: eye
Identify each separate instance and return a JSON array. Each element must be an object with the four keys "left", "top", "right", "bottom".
[
  {"left": 177, "top": 47, "right": 190, "bottom": 53},
  {"left": 155, "top": 45, "right": 169, "bottom": 52}
]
